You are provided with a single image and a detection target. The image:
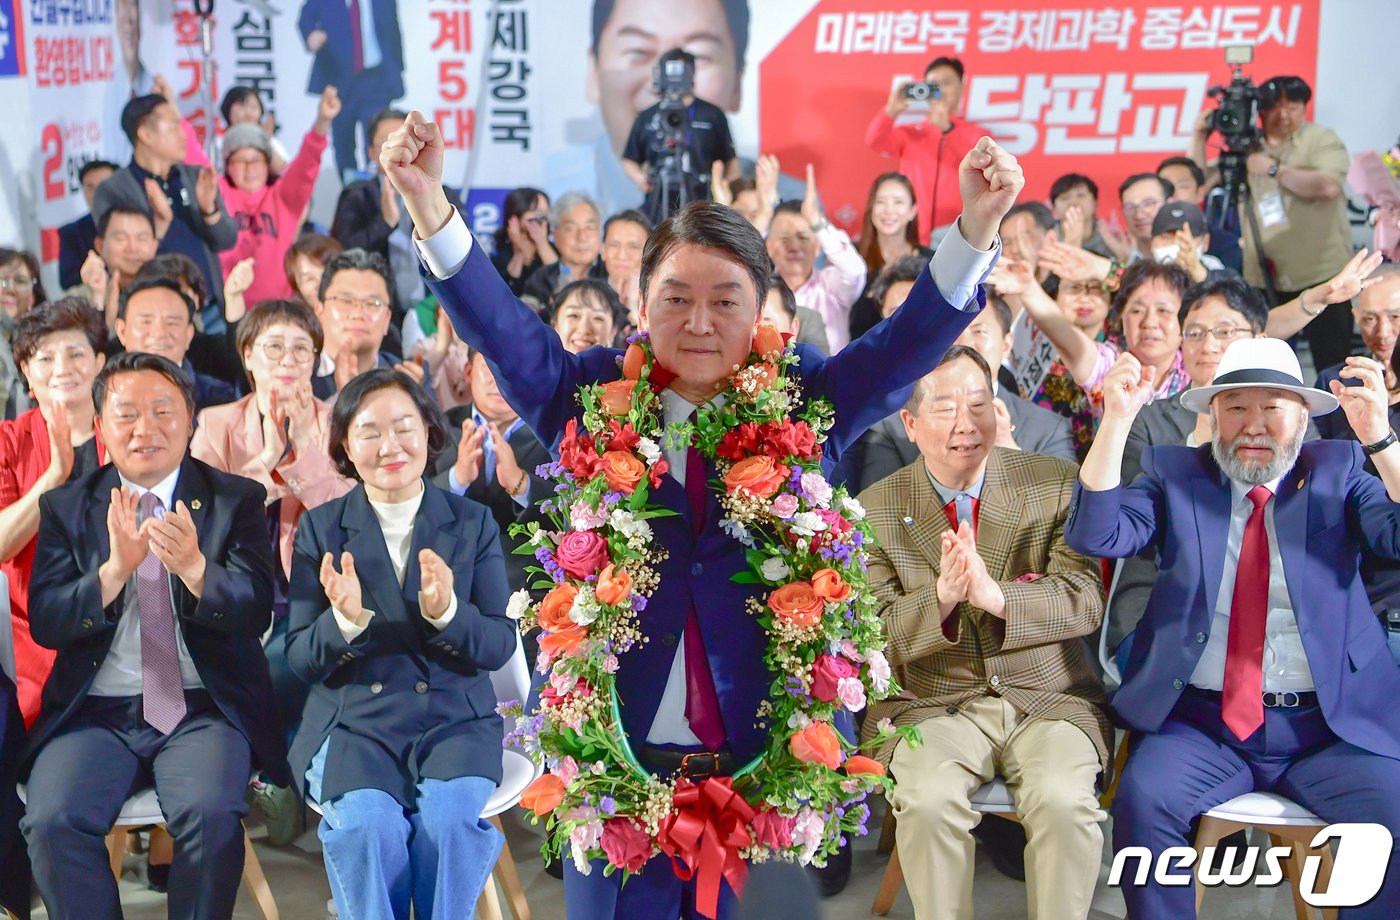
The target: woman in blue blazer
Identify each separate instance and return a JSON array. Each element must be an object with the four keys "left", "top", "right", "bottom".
[{"left": 286, "top": 368, "right": 517, "bottom": 920}]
